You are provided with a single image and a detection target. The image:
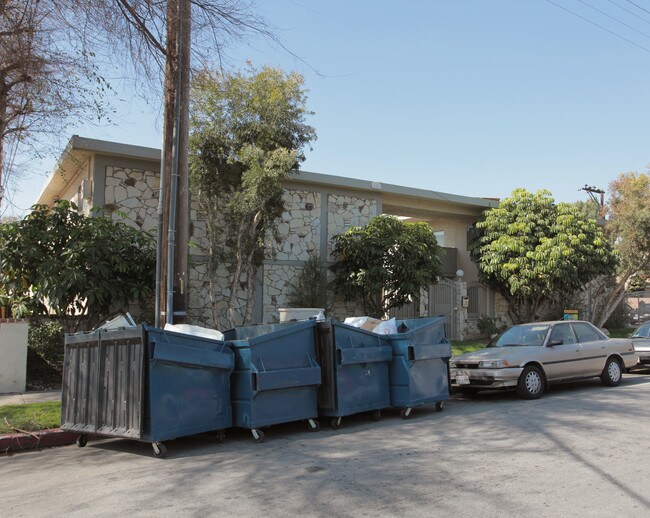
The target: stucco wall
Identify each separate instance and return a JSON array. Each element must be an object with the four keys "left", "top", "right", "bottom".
[{"left": 0, "top": 320, "right": 28, "bottom": 394}]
